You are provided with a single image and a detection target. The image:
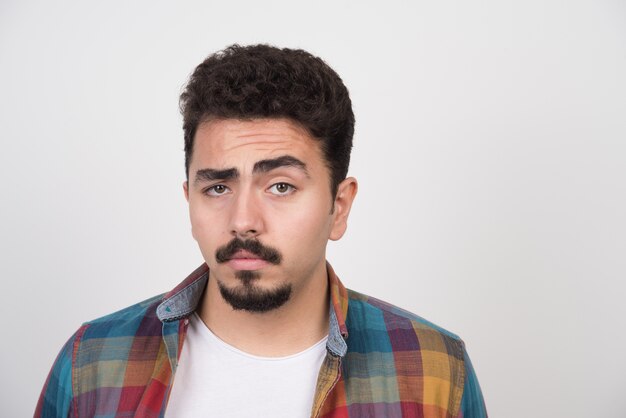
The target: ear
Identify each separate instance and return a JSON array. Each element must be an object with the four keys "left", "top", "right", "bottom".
[
  {"left": 329, "top": 177, "right": 358, "bottom": 241},
  {"left": 183, "top": 180, "right": 189, "bottom": 202},
  {"left": 183, "top": 180, "right": 197, "bottom": 241}
]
